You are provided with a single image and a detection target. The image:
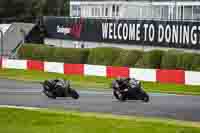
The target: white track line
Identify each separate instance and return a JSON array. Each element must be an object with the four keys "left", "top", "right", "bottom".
[{"left": 0, "top": 105, "right": 42, "bottom": 110}]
